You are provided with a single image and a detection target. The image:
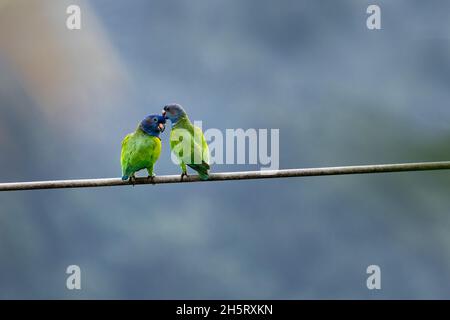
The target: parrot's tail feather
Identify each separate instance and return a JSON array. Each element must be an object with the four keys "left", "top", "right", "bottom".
[
  {"left": 198, "top": 172, "right": 209, "bottom": 181},
  {"left": 188, "top": 162, "right": 210, "bottom": 180},
  {"left": 122, "top": 175, "right": 129, "bottom": 181}
]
